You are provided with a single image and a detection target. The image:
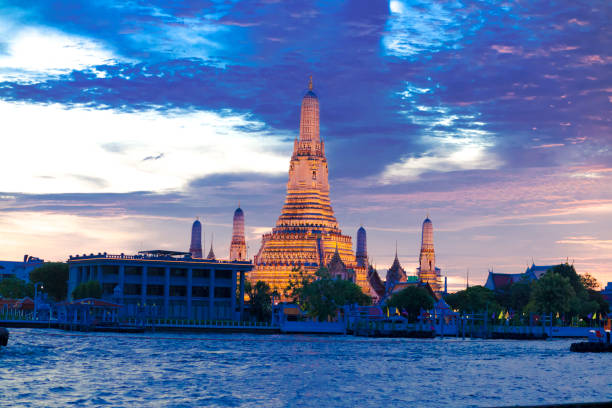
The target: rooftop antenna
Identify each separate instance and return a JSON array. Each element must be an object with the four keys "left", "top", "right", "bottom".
[
  {"left": 466, "top": 268, "right": 470, "bottom": 289},
  {"left": 308, "top": 75, "right": 313, "bottom": 90}
]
